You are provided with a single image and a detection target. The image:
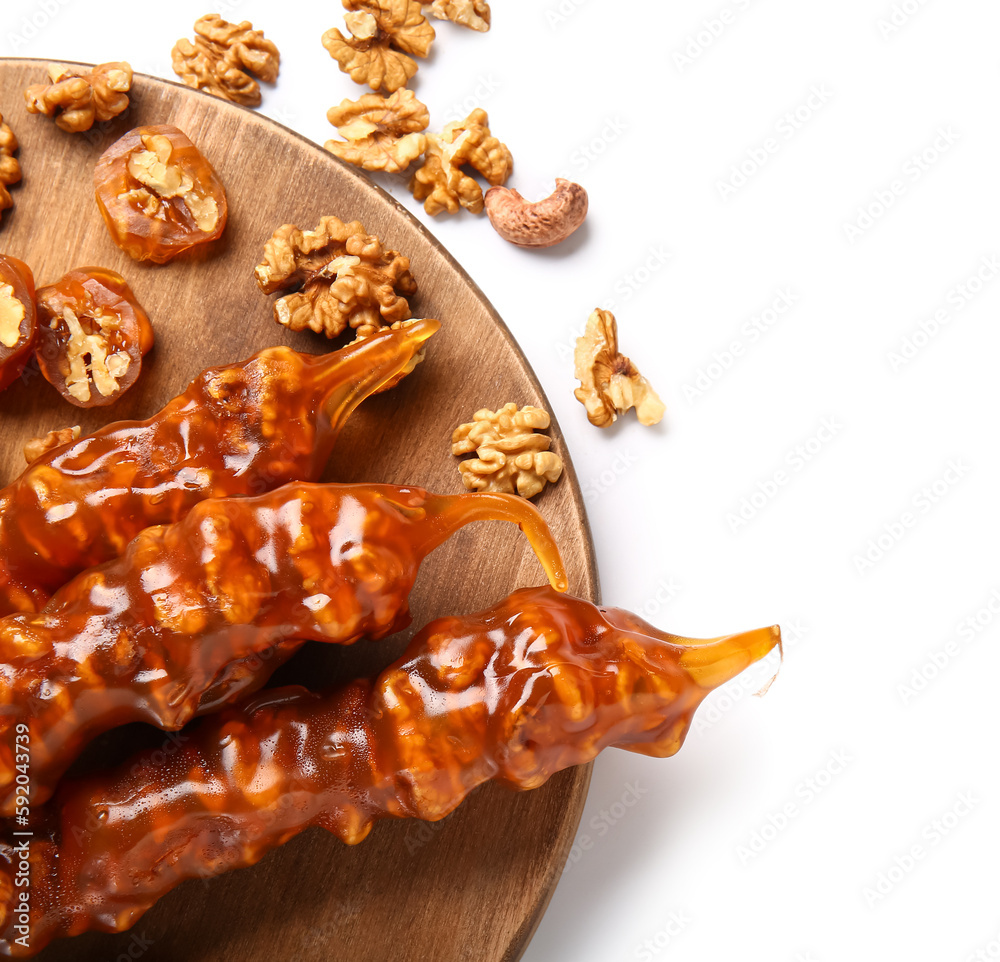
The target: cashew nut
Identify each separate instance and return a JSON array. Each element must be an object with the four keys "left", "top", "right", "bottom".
[{"left": 484, "top": 178, "right": 588, "bottom": 249}]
